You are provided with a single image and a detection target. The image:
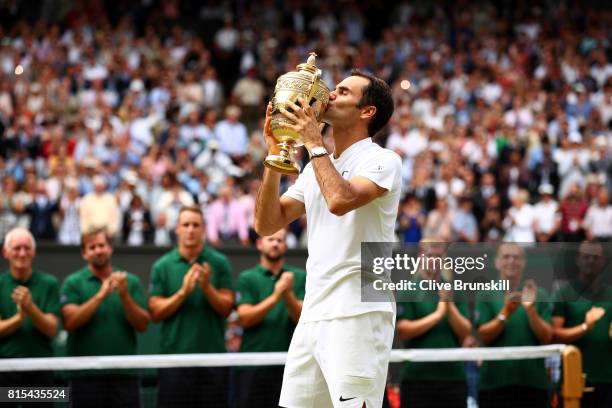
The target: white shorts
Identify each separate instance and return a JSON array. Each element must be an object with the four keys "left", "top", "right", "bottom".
[{"left": 279, "top": 311, "right": 395, "bottom": 408}]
